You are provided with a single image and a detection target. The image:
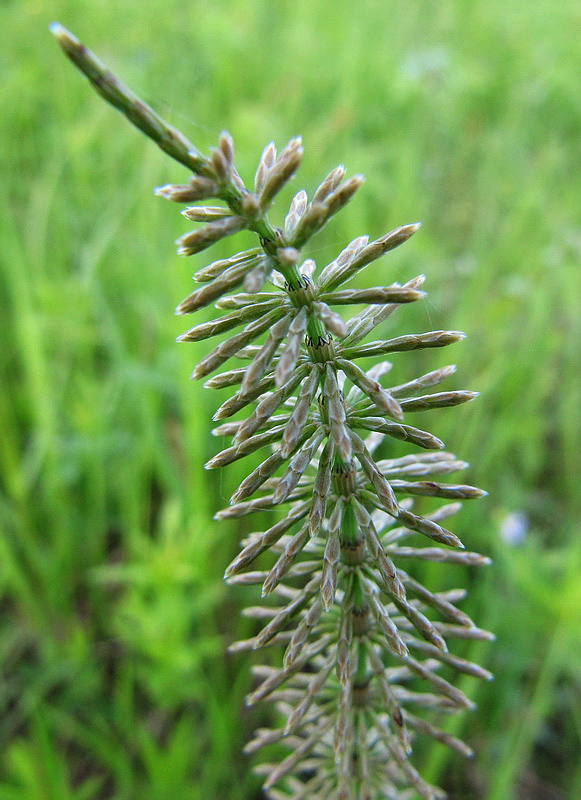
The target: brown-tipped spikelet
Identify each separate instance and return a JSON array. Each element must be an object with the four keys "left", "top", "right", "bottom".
[{"left": 53, "top": 25, "right": 492, "bottom": 800}]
